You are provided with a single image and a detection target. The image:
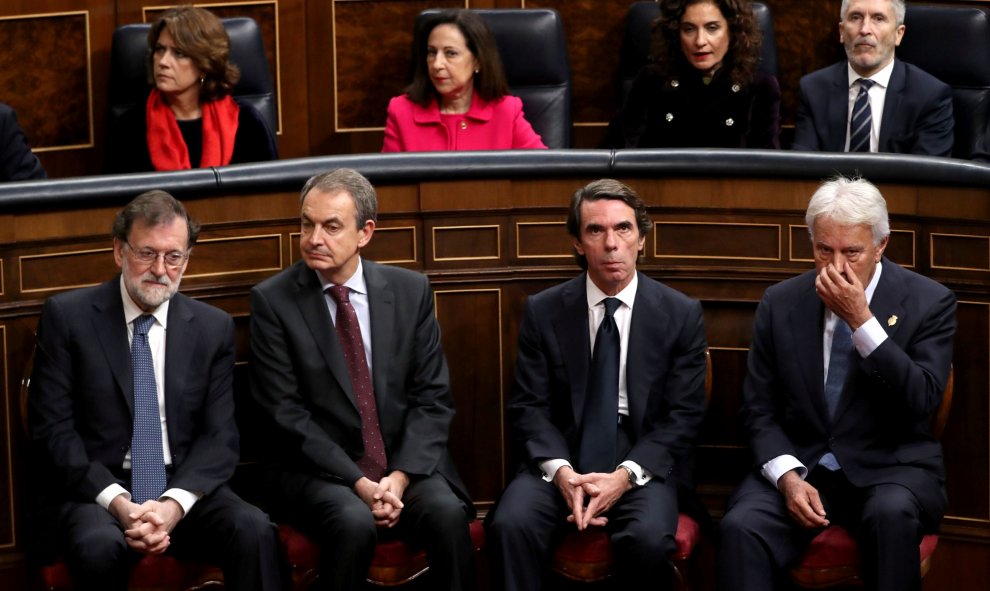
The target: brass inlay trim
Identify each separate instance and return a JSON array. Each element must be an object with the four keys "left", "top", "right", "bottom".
[
  {"left": 144, "top": 2, "right": 283, "bottom": 135},
  {"left": 1, "top": 11, "right": 94, "bottom": 152},
  {"left": 183, "top": 233, "right": 284, "bottom": 280},
  {"left": 19, "top": 246, "right": 113, "bottom": 294},
  {"left": 332, "top": 0, "right": 470, "bottom": 133},
  {"left": 931, "top": 232, "right": 990, "bottom": 272},
  {"left": 433, "top": 287, "right": 504, "bottom": 489},
  {"left": 432, "top": 225, "right": 501, "bottom": 262},
  {"left": 655, "top": 221, "right": 781, "bottom": 261},
  {"left": 515, "top": 221, "right": 571, "bottom": 259},
  {"left": 0, "top": 258, "right": 4, "bottom": 296},
  {"left": 372, "top": 226, "right": 418, "bottom": 264}
]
